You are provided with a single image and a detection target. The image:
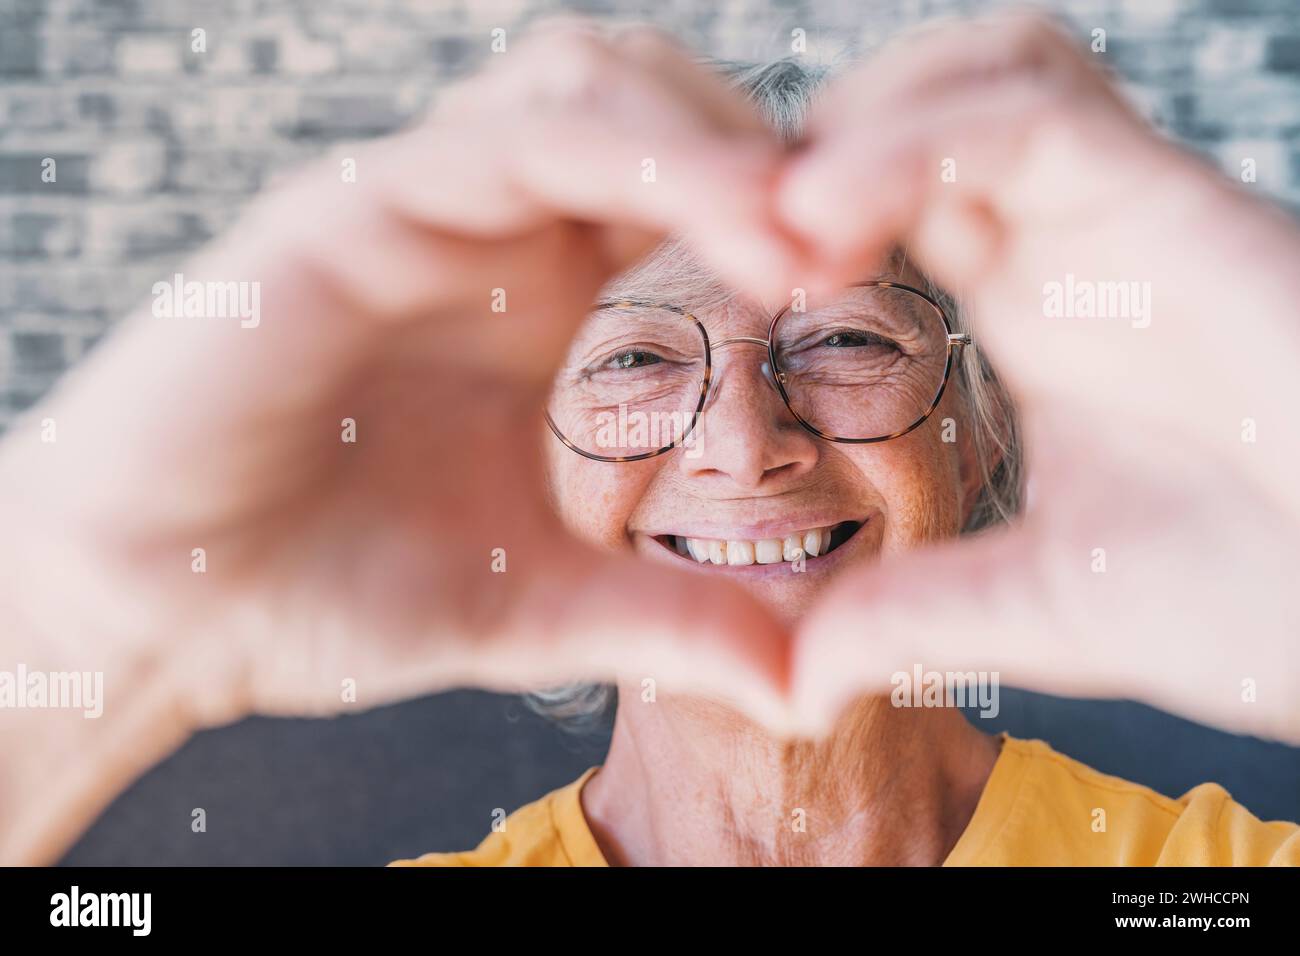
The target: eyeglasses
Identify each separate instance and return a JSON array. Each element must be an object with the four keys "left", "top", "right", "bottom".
[{"left": 546, "top": 281, "right": 972, "bottom": 462}]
